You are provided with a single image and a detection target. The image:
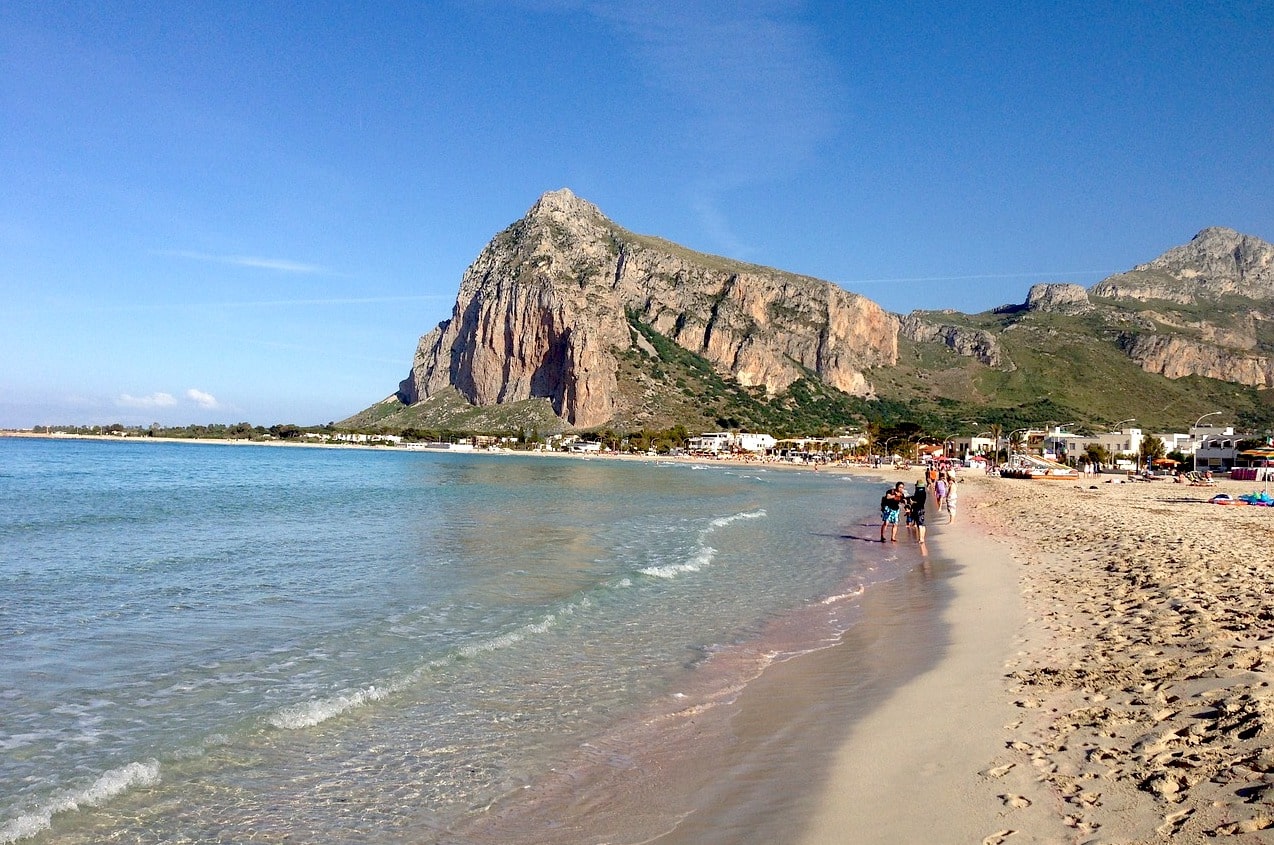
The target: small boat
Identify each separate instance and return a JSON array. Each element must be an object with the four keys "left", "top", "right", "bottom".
[{"left": 999, "top": 455, "right": 1081, "bottom": 480}]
